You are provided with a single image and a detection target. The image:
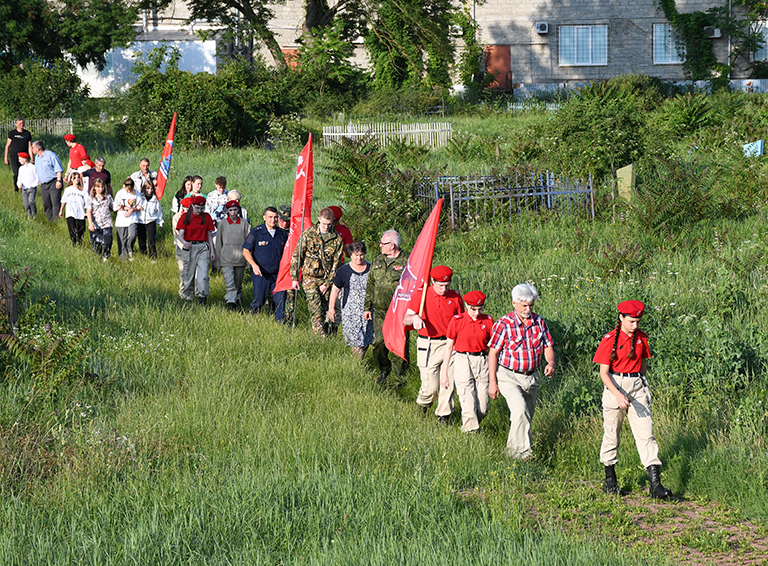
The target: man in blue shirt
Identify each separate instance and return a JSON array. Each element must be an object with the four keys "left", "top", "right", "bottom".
[
  {"left": 242, "top": 206, "right": 288, "bottom": 320},
  {"left": 32, "top": 140, "right": 64, "bottom": 222}
]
